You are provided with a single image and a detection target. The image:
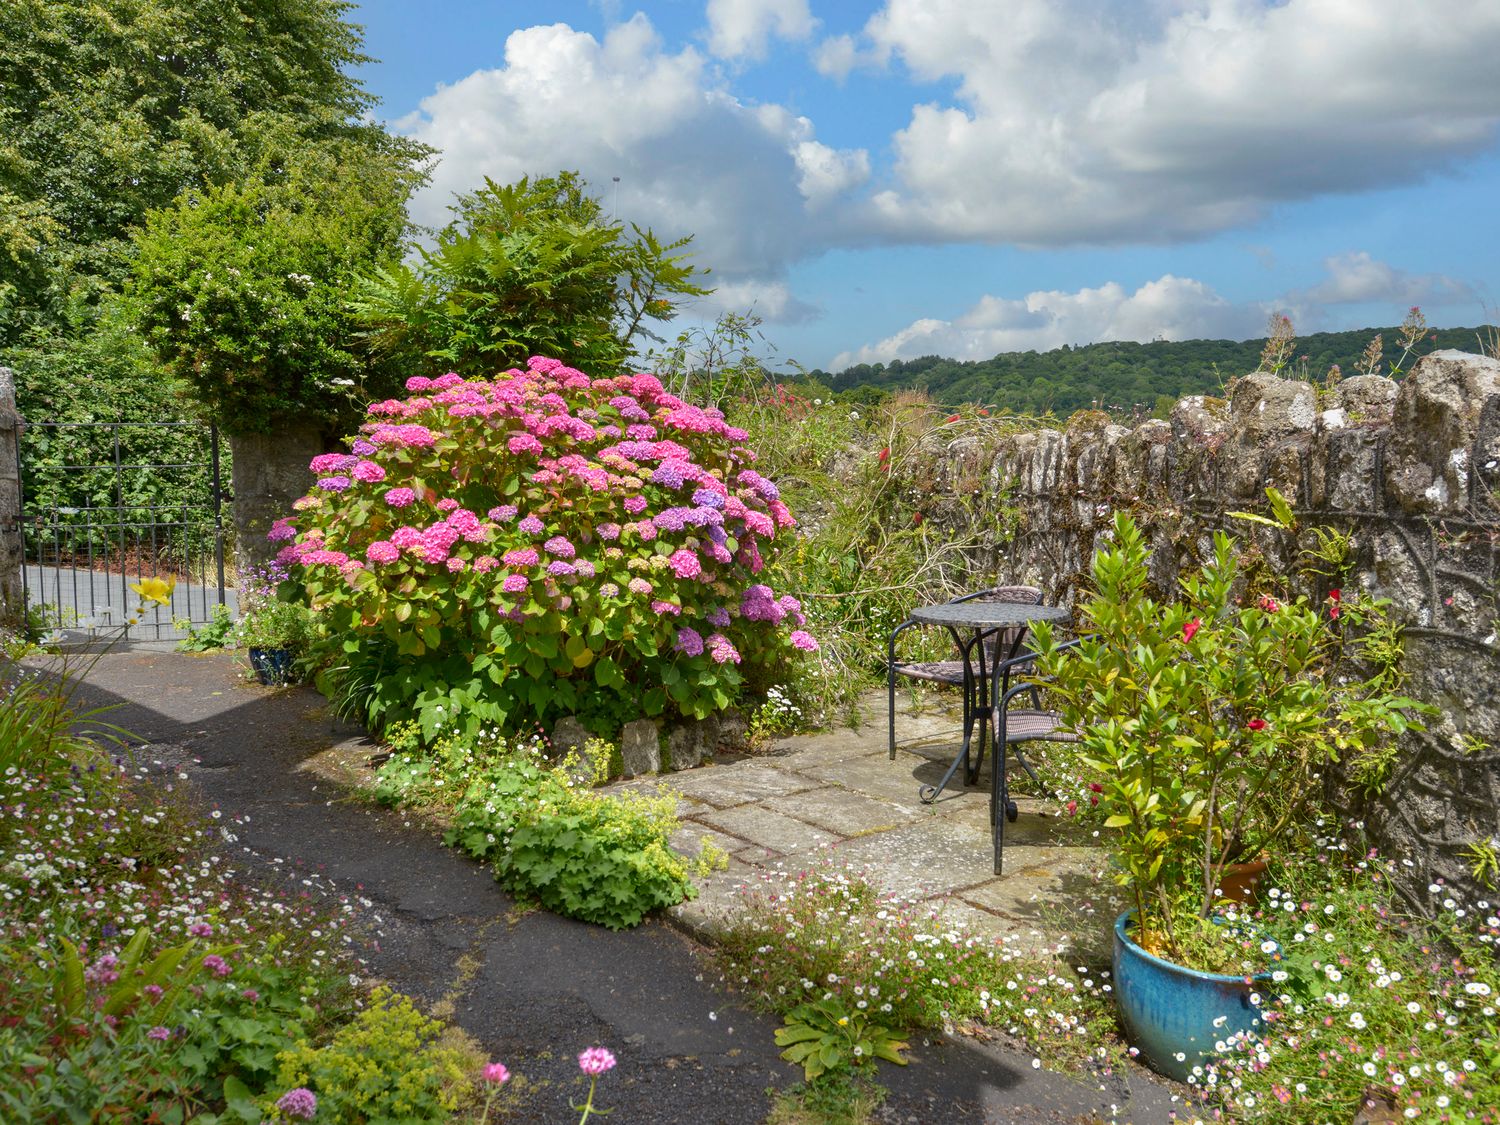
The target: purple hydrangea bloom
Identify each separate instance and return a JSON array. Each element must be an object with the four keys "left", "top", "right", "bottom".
[
  {"left": 502, "top": 574, "right": 529, "bottom": 593},
  {"left": 547, "top": 560, "right": 576, "bottom": 577},
  {"left": 518, "top": 515, "right": 545, "bottom": 535},
  {"left": 316, "top": 475, "right": 351, "bottom": 492},
  {"left": 351, "top": 439, "right": 377, "bottom": 456},
  {"left": 543, "top": 536, "right": 576, "bottom": 559},
  {"left": 488, "top": 505, "right": 519, "bottom": 522},
  {"left": 675, "top": 627, "right": 705, "bottom": 656},
  {"left": 651, "top": 462, "right": 687, "bottom": 489},
  {"left": 653, "top": 508, "right": 689, "bottom": 532},
  {"left": 707, "top": 606, "right": 732, "bottom": 628},
  {"left": 692, "top": 489, "right": 725, "bottom": 510},
  {"left": 384, "top": 487, "right": 416, "bottom": 508},
  {"left": 790, "top": 629, "right": 819, "bottom": 652}
]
